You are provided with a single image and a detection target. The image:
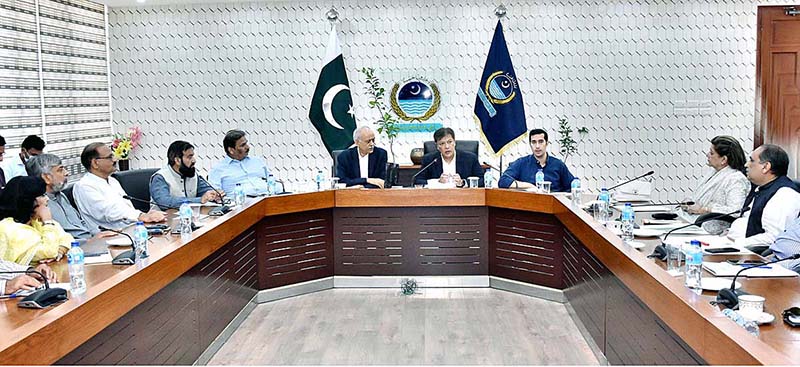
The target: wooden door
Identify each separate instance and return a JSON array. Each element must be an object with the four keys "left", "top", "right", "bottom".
[{"left": 756, "top": 6, "right": 800, "bottom": 179}]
